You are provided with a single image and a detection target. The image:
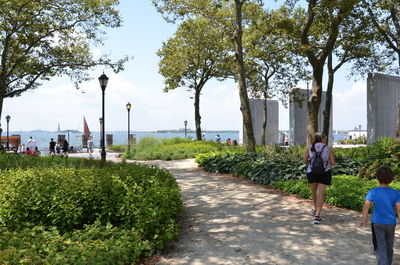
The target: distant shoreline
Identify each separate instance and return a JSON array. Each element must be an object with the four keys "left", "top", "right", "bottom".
[
  {"left": 9, "top": 130, "right": 241, "bottom": 134},
  {"left": 8, "top": 129, "right": 355, "bottom": 134}
]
